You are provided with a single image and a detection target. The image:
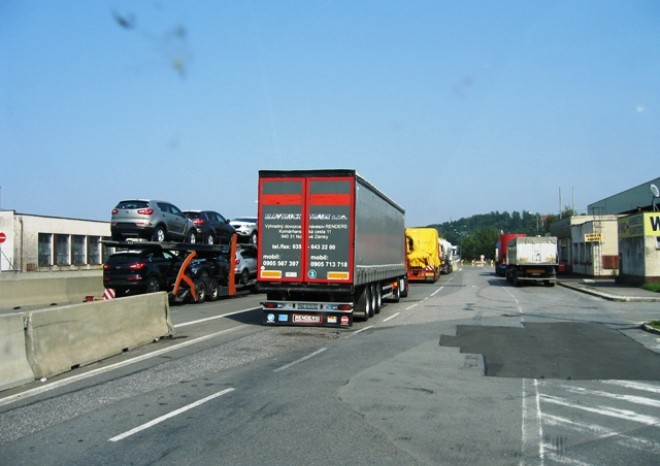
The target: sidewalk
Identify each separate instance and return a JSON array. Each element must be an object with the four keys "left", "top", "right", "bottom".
[{"left": 557, "top": 276, "right": 660, "bottom": 303}]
